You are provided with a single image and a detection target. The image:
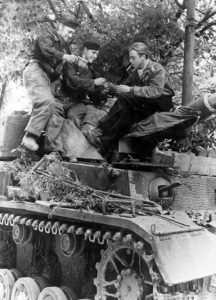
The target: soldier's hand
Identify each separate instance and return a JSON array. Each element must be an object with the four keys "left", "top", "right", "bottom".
[
  {"left": 115, "top": 85, "right": 130, "bottom": 94},
  {"left": 78, "top": 59, "right": 88, "bottom": 69},
  {"left": 63, "top": 54, "right": 78, "bottom": 63},
  {"left": 94, "top": 78, "right": 106, "bottom": 86}
]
